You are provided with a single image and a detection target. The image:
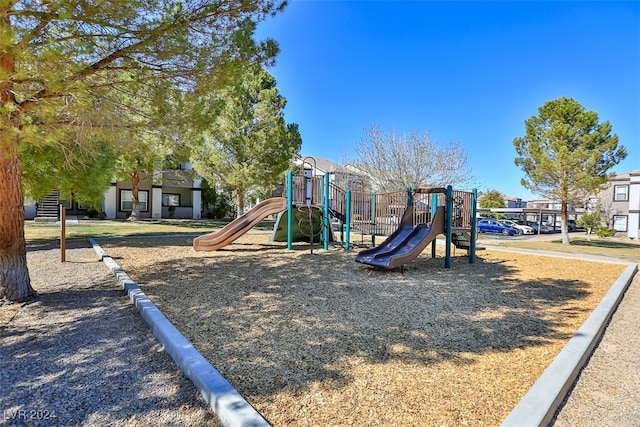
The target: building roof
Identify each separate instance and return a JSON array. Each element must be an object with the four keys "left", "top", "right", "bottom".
[
  {"left": 612, "top": 170, "right": 640, "bottom": 180},
  {"left": 296, "top": 155, "right": 344, "bottom": 173}
]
